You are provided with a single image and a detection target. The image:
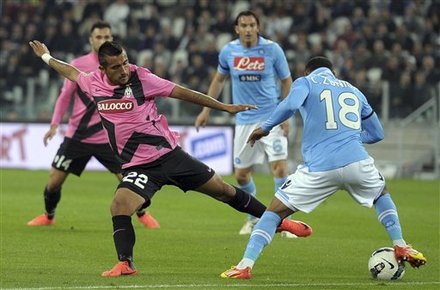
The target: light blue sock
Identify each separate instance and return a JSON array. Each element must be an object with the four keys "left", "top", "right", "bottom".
[
  {"left": 239, "top": 178, "right": 257, "bottom": 220},
  {"left": 375, "top": 193, "right": 405, "bottom": 245},
  {"left": 274, "top": 177, "right": 287, "bottom": 192},
  {"left": 242, "top": 211, "right": 281, "bottom": 262}
]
